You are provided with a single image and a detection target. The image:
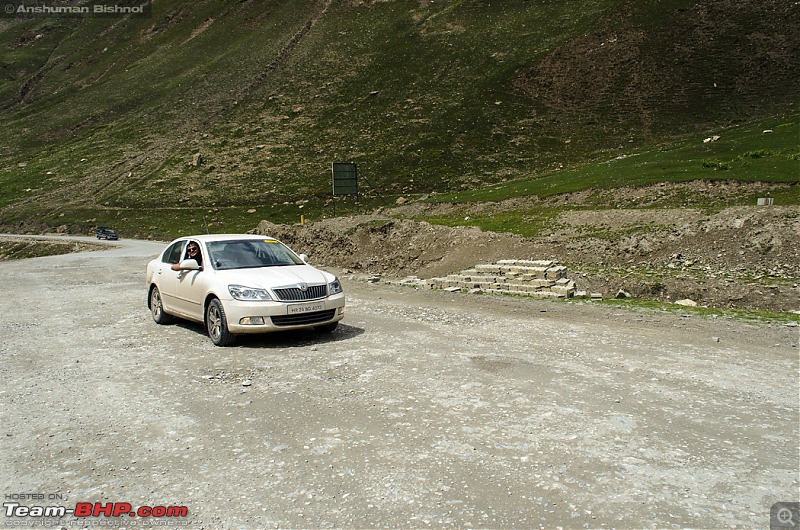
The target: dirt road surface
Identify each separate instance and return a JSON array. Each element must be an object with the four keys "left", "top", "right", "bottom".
[{"left": 1, "top": 236, "right": 798, "bottom": 529}]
